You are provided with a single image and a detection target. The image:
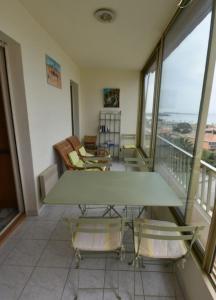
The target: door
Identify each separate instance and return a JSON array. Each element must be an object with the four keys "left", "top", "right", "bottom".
[
  {"left": 0, "top": 45, "right": 22, "bottom": 232},
  {"left": 70, "top": 80, "right": 80, "bottom": 136}
]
